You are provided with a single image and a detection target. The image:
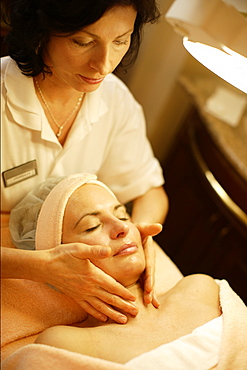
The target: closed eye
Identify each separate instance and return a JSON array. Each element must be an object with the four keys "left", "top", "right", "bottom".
[{"left": 85, "top": 225, "right": 100, "bottom": 232}]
